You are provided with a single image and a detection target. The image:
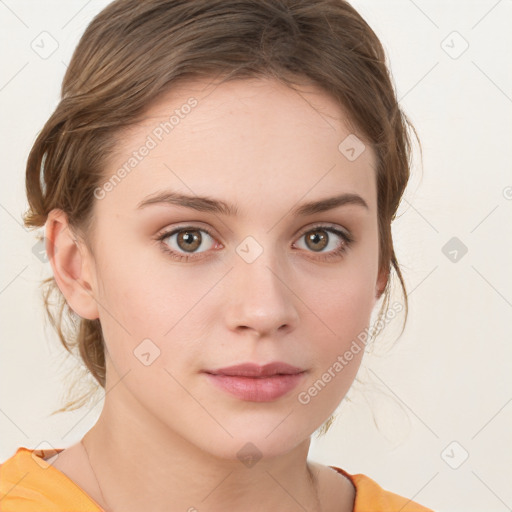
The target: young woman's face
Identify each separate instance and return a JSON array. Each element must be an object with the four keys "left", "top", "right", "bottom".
[{"left": 85, "top": 77, "right": 384, "bottom": 459}]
